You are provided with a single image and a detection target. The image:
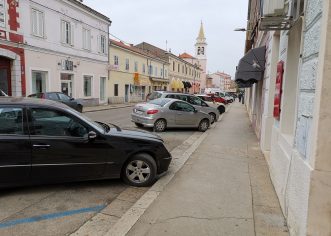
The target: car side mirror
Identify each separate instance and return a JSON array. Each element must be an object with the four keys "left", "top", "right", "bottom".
[
  {"left": 194, "top": 109, "right": 198, "bottom": 113},
  {"left": 88, "top": 131, "right": 97, "bottom": 140},
  {"left": 70, "top": 97, "right": 74, "bottom": 101}
]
